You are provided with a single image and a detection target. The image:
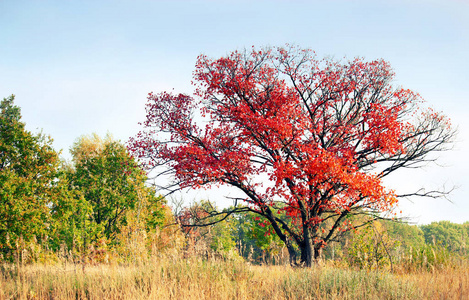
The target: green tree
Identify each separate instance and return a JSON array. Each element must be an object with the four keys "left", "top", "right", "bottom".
[
  {"left": 210, "top": 216, "right": 237, "bottom": 253},
  {"left": 64, "top": 134, "right": 165, "bottom": 244},
  {"left": 234, "top": 211, "right": 286, "bottom": 264},
  {"left": 384, "top": 220, "right": 425, "bottom": 251},
  {"left": 49, "top": 184, "right": 96, "bottom": 254},
  {"left": 0, "top": 95, "right": 63, "bottom": 257},
  {"left": 420, "top": 221, "right": 469, "bottom": 254}
]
